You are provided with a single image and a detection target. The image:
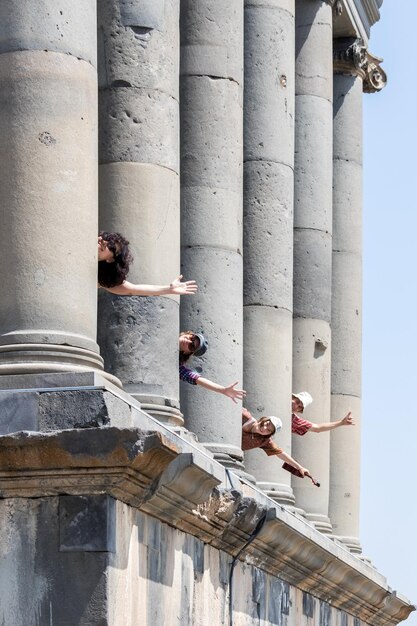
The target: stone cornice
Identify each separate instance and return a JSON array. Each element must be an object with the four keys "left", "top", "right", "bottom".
[
  {"left": 361, "top": 0, "right": 382, "bottom": 26},
  {"left": 330, "top": 1, "right": 383, "bottom": 43},
  {"left": 333, "top": 37, "right": 387, "bottom": 92},
  {"left": 0, "top": 427, "right": 414, "bottom": 626}
]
